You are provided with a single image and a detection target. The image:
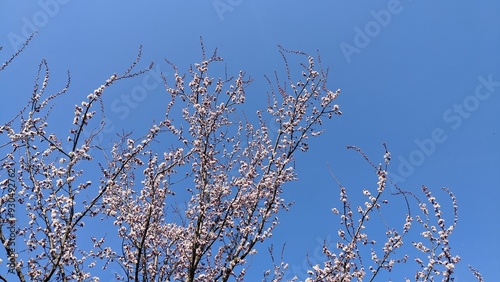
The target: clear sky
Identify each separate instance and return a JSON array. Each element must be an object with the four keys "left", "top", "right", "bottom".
[{"left": 1, "top": 1, "right": 499, "bottom": 281}]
